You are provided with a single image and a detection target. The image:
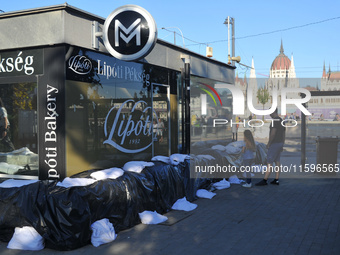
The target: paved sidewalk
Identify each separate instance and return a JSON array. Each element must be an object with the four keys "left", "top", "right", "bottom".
[{"left": 1, "top": 176, "right": 340, "bottom": 255}]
